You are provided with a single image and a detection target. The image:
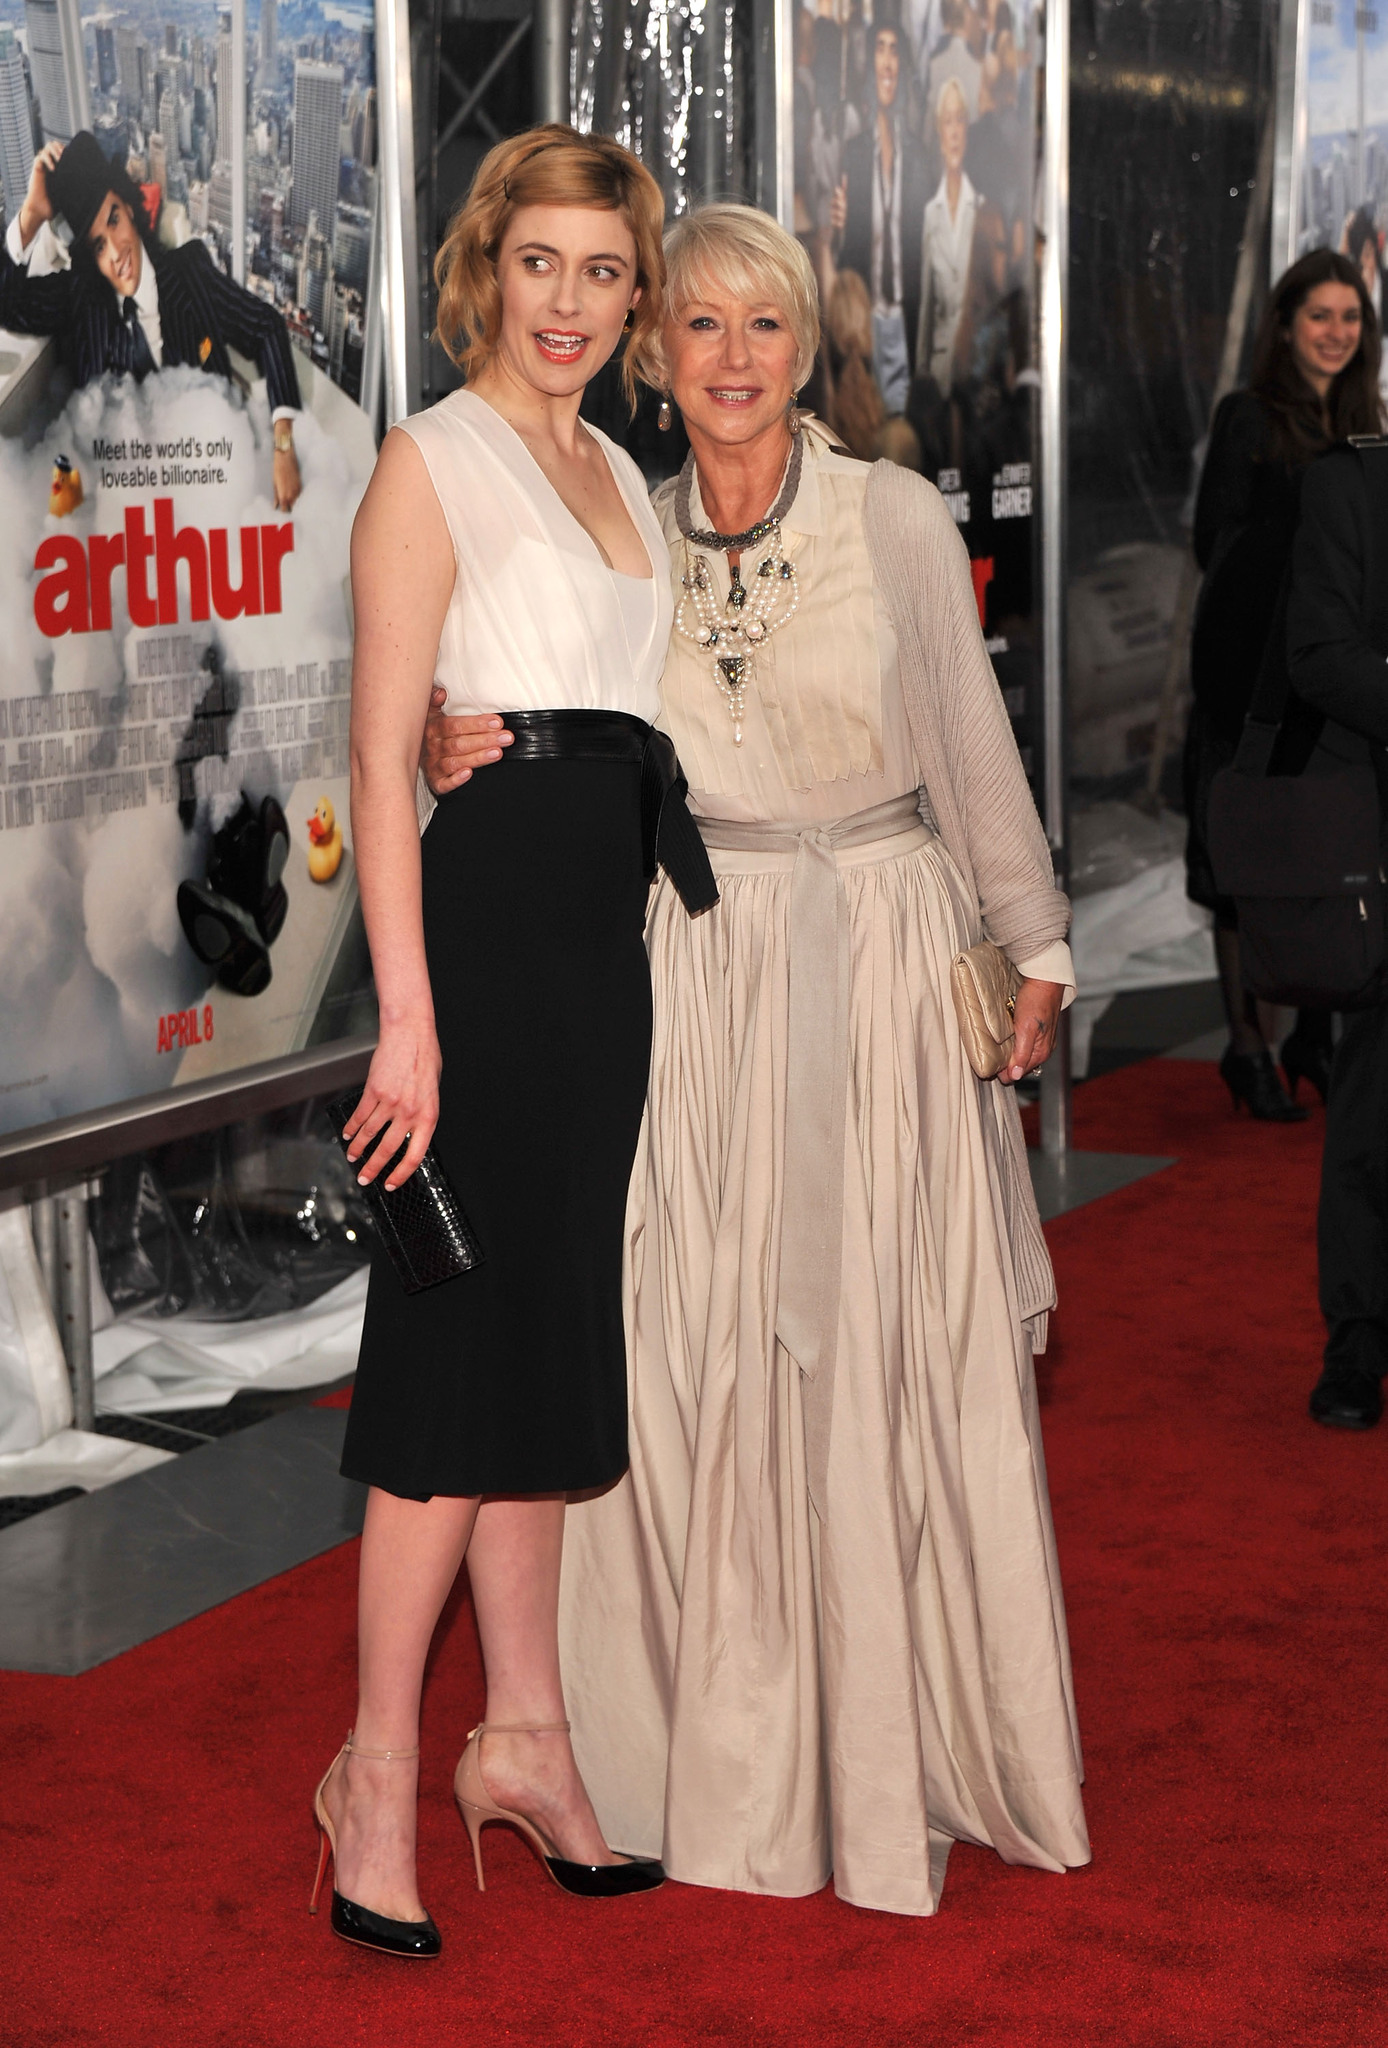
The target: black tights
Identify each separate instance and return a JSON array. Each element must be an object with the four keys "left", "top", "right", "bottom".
[{"left": 1214, "top": 925, "right": 1332, "bottom": 1059}]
